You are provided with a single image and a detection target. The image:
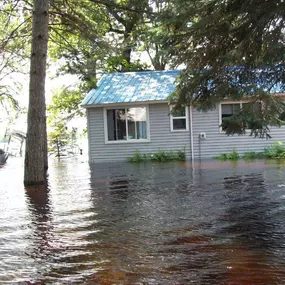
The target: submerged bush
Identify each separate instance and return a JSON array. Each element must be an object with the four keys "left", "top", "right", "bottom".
[
  {"left": 214, "top": 149, "right": 240, "bottom": 160},
  {"left": 128, "top": 148, "right": 186, "bottom": 163},
  {"left": 177, "top": 149, "right": 186, "bottom": 161},
  {"left": 243, "top": 151, "right": 264, "bottom": 159},
  {"left": 127, "top": 150, "right": 145, "bottom": 163},
  {"left": 214, "top": 142, "right": 285, "bottom": 160},
  {"left": 264, "top": 142, "right": 285, "bottom": 158},
  {"left": 153, "top": 149, "right": 168, "bottom": 162}
]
